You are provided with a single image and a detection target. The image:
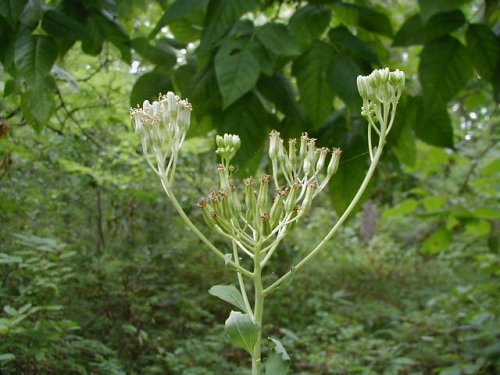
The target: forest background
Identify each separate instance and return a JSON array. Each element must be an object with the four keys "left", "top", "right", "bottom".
[{"left": 0, "top": 0, "right": 499, "bottom": 374}]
